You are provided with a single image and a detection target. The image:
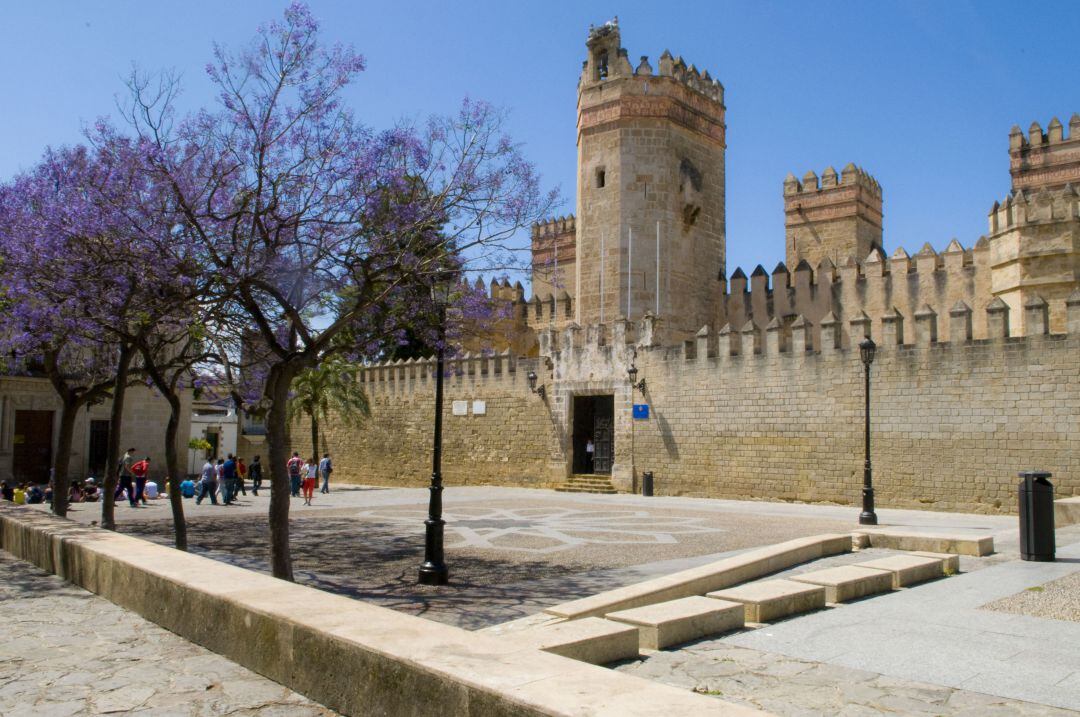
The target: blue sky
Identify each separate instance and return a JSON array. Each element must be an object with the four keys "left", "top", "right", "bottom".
[{"left": 2, "top": 1, "right": 1078, "bottom": 281}]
